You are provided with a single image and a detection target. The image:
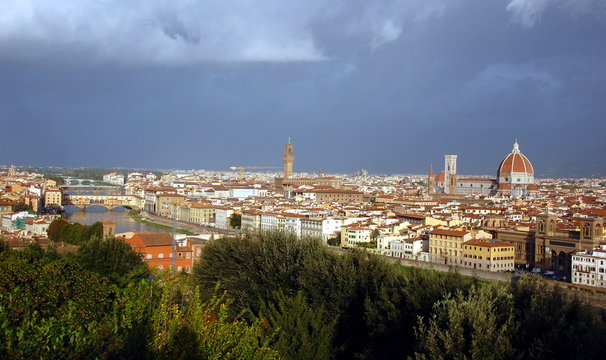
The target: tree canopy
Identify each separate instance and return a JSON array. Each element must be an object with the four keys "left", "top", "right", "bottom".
[
  {"left": 47, "top": 219, "right": 103, "bottom": 245},
  {"left": 193, "top": 230, "right": 606, "bottom": 360},
  {"left": 2, "top": 230, "right": 606, "bottom": 359}
]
